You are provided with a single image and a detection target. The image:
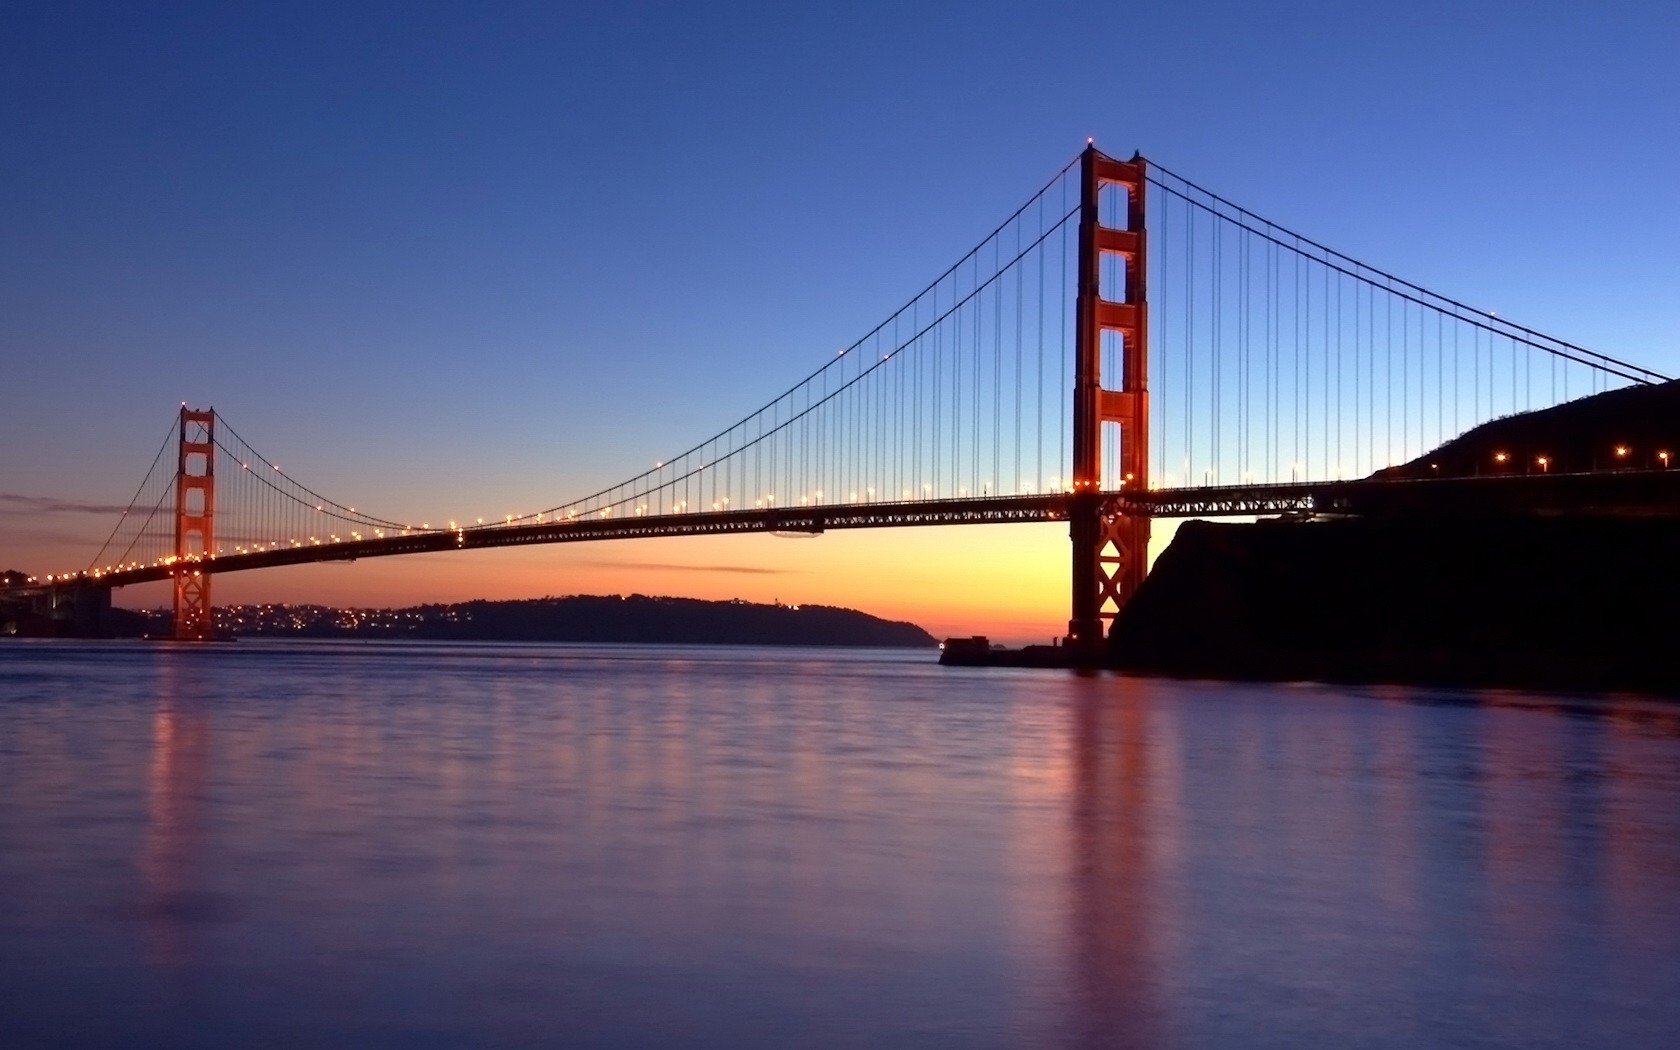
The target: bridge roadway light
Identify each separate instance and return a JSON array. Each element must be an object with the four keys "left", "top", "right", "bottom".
[
  {"left": 1661, "top": 451, "right": 1671, "bottom": 467},
  {"left": 1537, "top": 456, "right": 1549, "bottom": 472}
]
